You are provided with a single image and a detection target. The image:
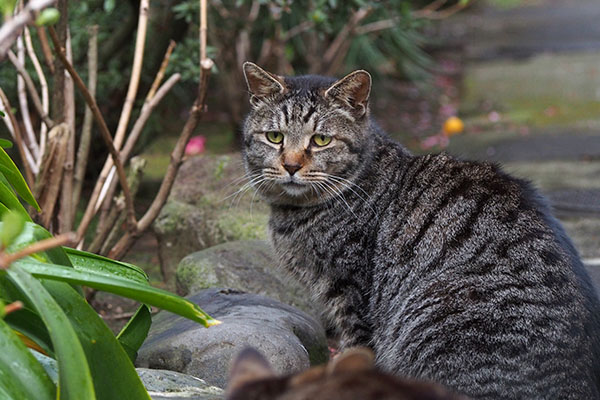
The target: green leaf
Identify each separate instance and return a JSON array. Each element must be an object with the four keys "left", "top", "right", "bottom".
[
  {"left": 4, "top": 306, "right": 53, "bottom": 356},
  {"left": 0, "top": 179, "right": 31, "bottom": 221},
  {"left": 1, "top": 0, "right": 17, "bottom": 18},
  {"left": 65, "top": 247, "right": 149, "bottom": 285},
  {"left": 0, "top": 318, "right": 55, "bottom": 400},
  {"left": 35, "top": 7, "right": 60, "bottom": 26},
  {"left": 0, "top": 110, "right": 5, "bottom": 117},
  {"left": 1, "top": 209, "right": 25, "bottom": 247},
  {"left": 103, "top": 0, "right": 115, "bottom": 12},
  {"left": 0, "top": 146, "right": 40, "bottom": 211},
  {"left": 7, "top": 266, "right": 96, "bottom": 400},
  {"left": 0, "top": 139, "right": 12, "bottom": 148},
  {"left": 15, "top": 258, "right": 220, "bottom": 327},
  {"left": 42, "top": 280, "right": 151, "bottom": 400},
  {"left": 117, "top": 305, "right": 152, "bottom": 362}
]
